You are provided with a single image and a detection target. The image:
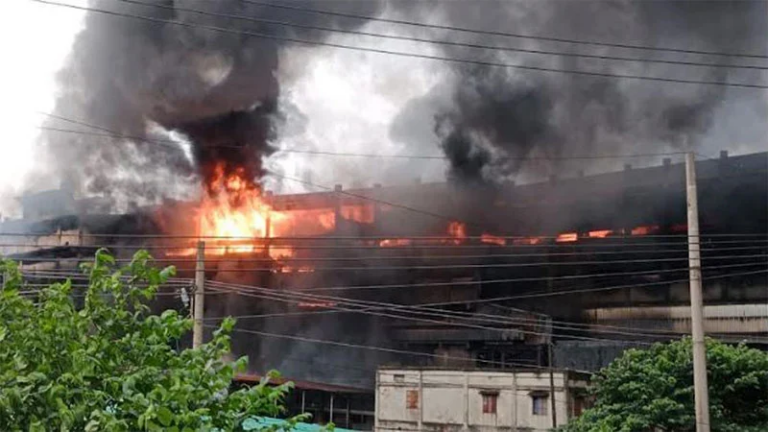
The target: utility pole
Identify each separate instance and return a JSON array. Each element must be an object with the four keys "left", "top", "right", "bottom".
[
  {"left": 192, "top": 241, "right": 206, "bottom": 348},
  {"left": 548, "top": 341, "right": 557, "bottom": 429},
  {"left": 685, "top": 152, "right": 710, "bottom": 432}
]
